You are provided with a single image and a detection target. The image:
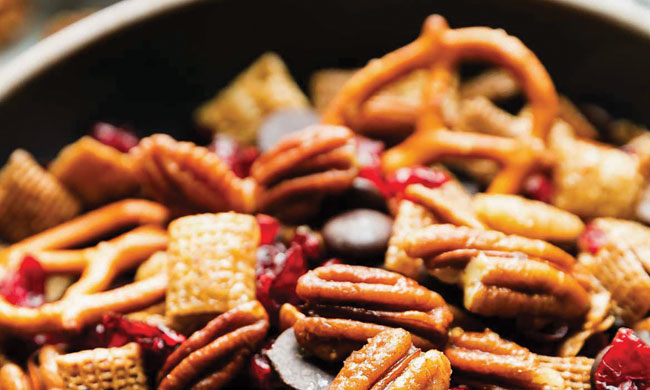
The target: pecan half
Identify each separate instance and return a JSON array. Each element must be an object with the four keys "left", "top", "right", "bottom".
[
  {"left": 404, "top": 222, "right": 592, "bottom": 320},
  {"left": 158, "top": 301, "right": 269, "bottom": 390},
  {"left": 251, "top": 125, "right": 358, "bottom": 216},
  {"left": 130, "top": 134, "right": 258, "bottom": 214},
  {"left": 295, "top": 264, "right": 452, "bottom": 352},
  {"left": 445, "top": 328, "right": 589, "bottom": 390},
  {"left": 329, "top": 328, "right": 451, "bottom": 390},
  {"left": 405, "top": 224, "right": 575, "bottom": 271}
]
